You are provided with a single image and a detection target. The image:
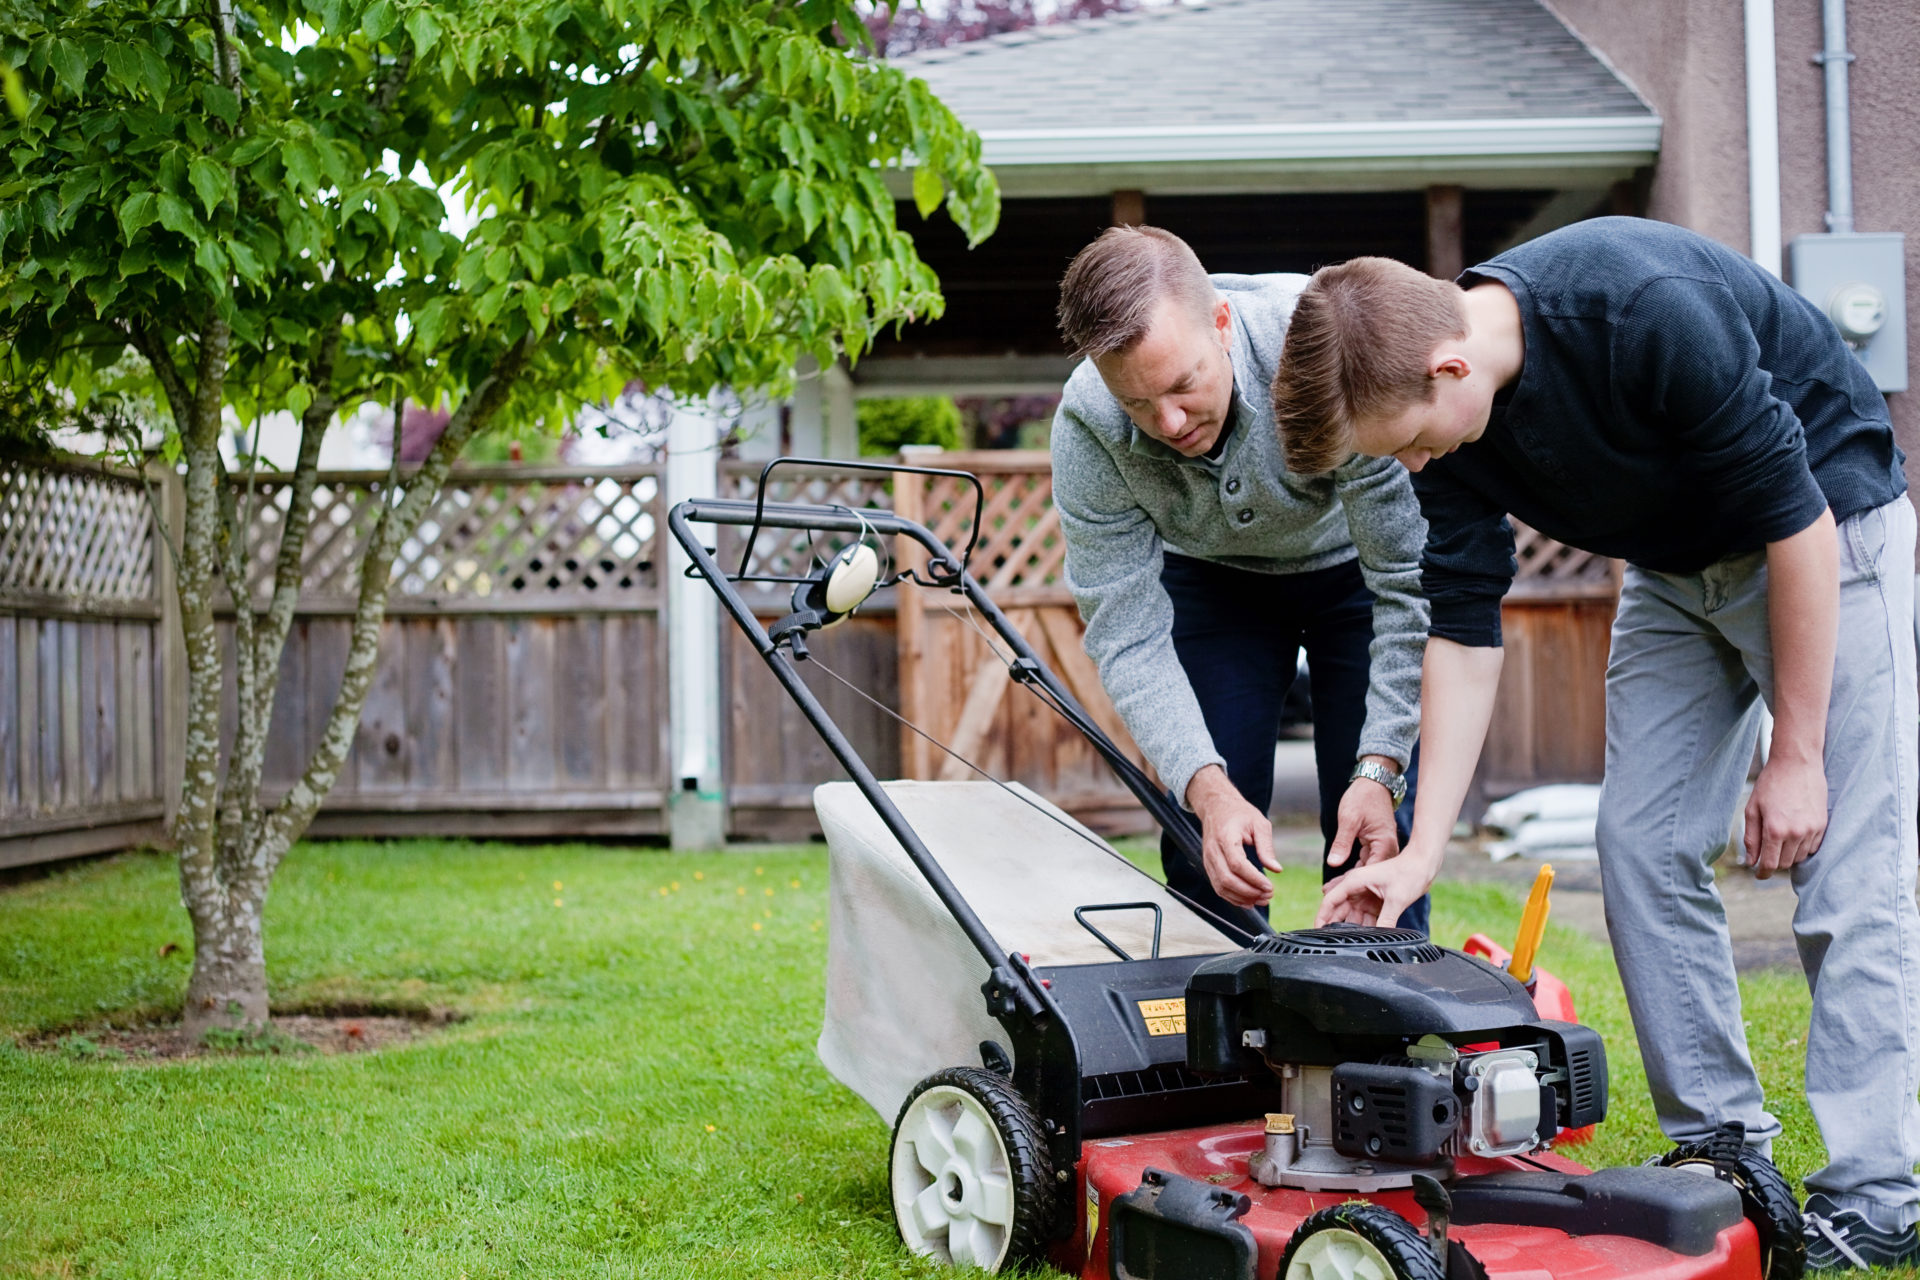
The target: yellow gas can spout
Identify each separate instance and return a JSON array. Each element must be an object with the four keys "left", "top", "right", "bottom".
[{"left": 1509, "top": 864, "right": 1554, "bottom": 988}]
